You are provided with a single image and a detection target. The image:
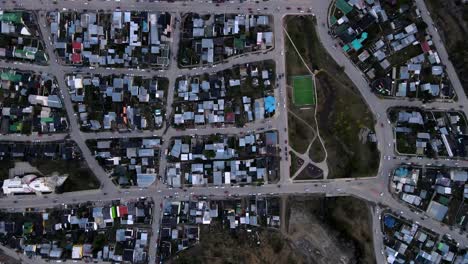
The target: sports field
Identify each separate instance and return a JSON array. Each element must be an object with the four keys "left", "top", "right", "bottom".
[{"left": 292, "top": 75, "right": 315, "bottom": 106}]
